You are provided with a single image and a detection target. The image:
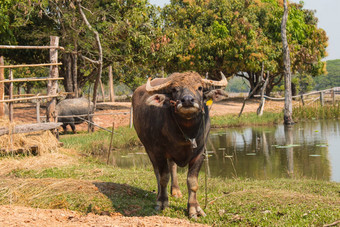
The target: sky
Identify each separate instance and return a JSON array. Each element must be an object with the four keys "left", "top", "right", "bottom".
[{"left": 149, "top": 0, "right": 340, "bottom": 60}]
